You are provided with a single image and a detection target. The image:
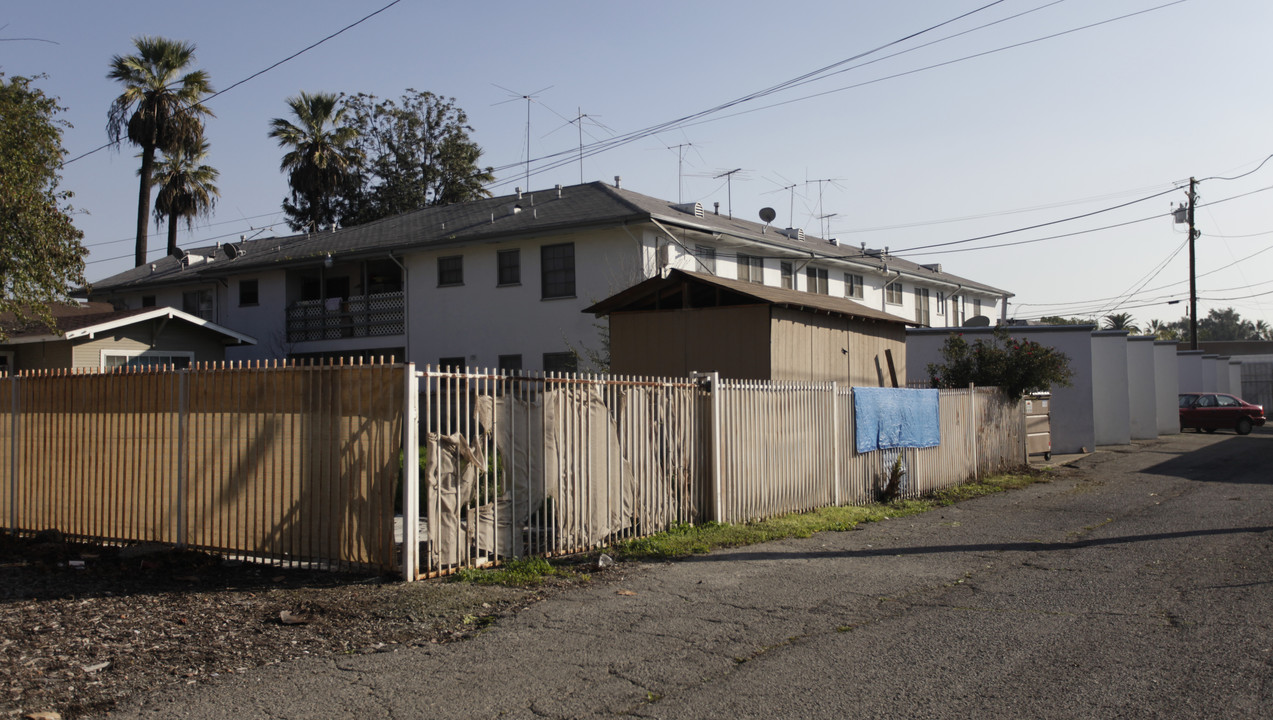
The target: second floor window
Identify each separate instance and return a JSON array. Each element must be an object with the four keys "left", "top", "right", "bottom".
[
  {"left": 973, "top": 298, "right": 983, "bottom": 317},
  {"left": 936, "top": 291, "right": 946, "bottom": 316},
  {"left": 737, "top": 254, "right": 763, "bottom": 283},
  {"left": 844, "top": 273, "right": 864, "bottom": 299},
  {"left": 694, "top": 245, "right": 716, "bottom": 274},
  {"left": 915, "top": 287, "right": 931, "bottom": 325},
  {"left": 807, "top": 267, "right": 828, "bottom": 294},
  {"left": 239, "top": 279, "right": 259, "bottom": 307},
  {"left": 182, "top": 289, "right": 213, "bottom": 320},
  {"left": 438, "top": 256, "right": 463, "bottom": 287},
  {"left": 498, "top": 249, "right": 520, "bottom": 286},
  {"left": 541, "top": 243, "right": 576, "bottom": 299},
  {"left": 780, "top": 262, "right": 794, "bottom": 289},
  {"left": 885, "top": 281, "right": 903, "bottom": 305}
]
